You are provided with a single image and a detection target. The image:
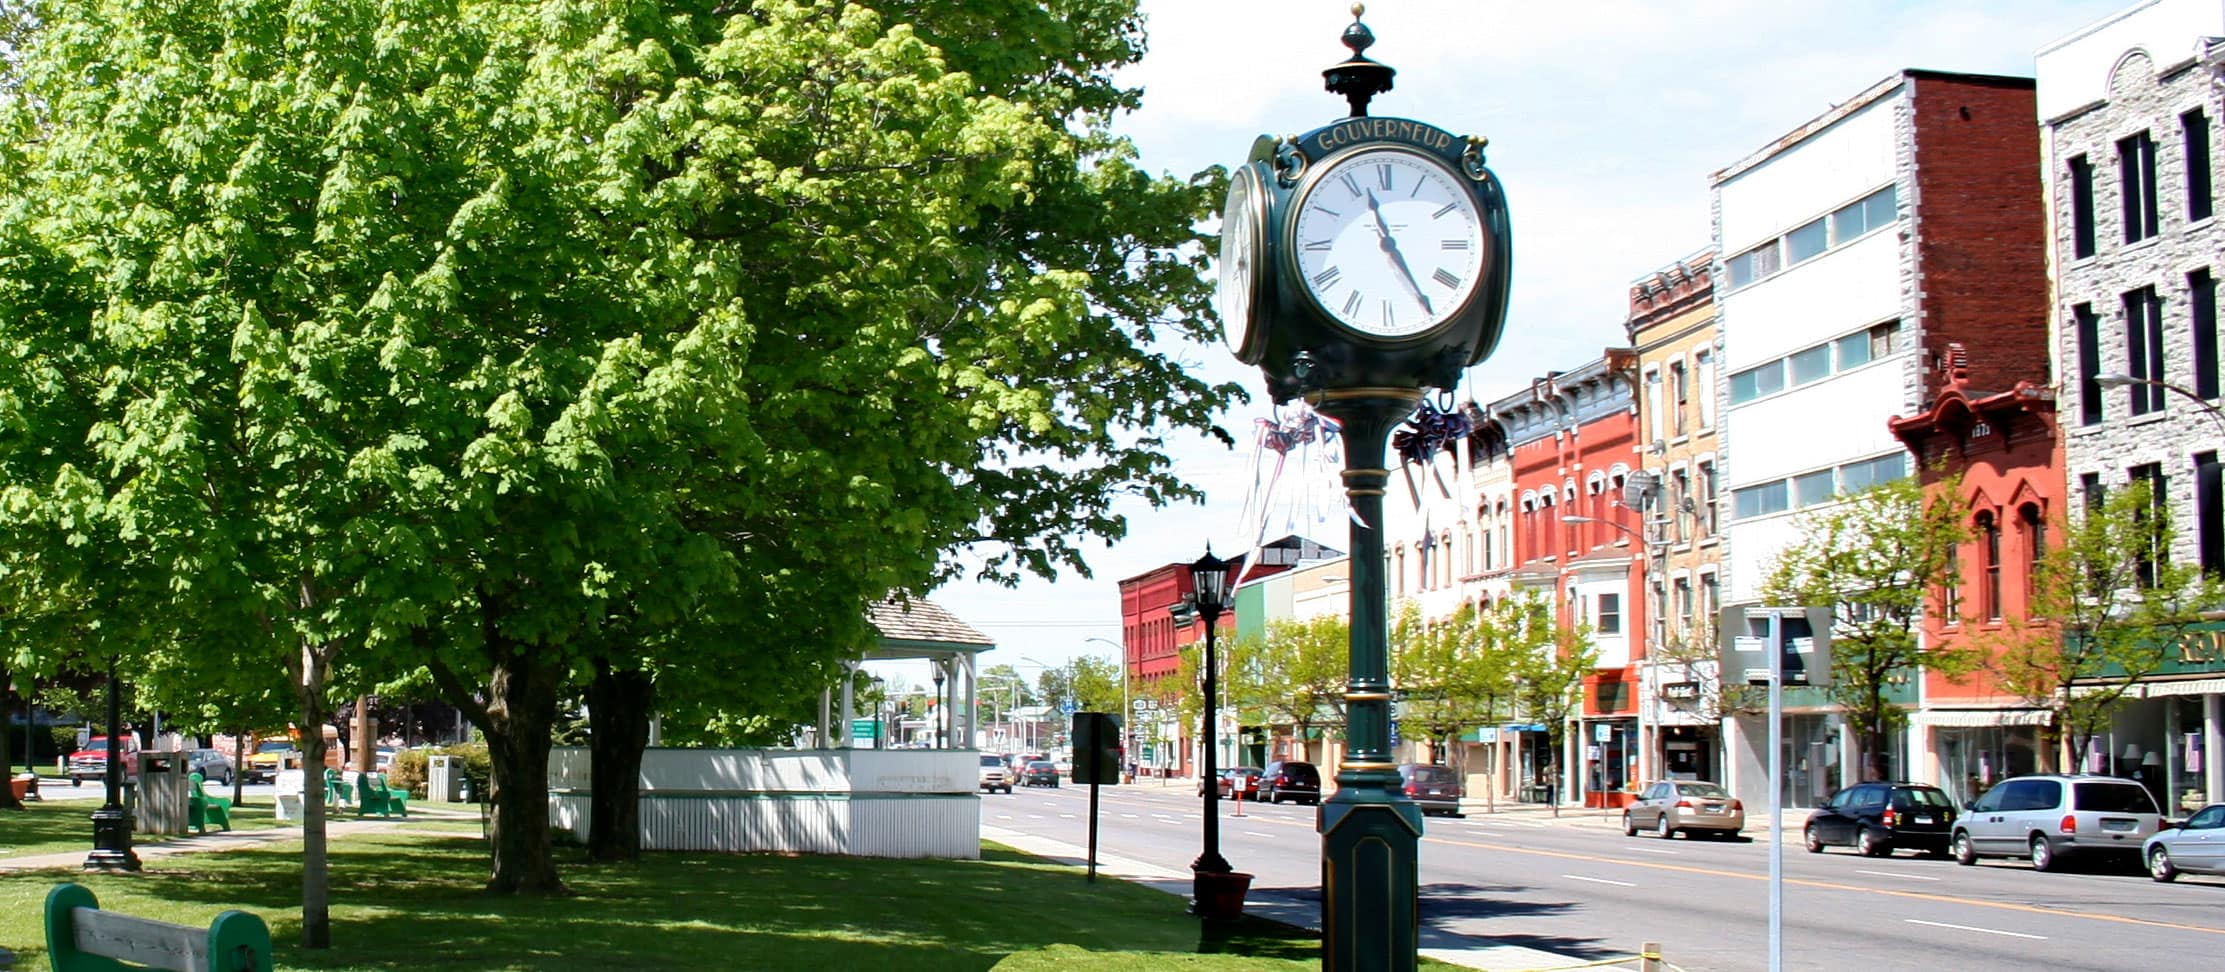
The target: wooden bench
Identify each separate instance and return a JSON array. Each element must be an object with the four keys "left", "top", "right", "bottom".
[
  {"left": 43, "top": 883, "right": 271, "bottom": 972},
  {"left": 355, "top": 772, "right": 408, "bottom": 818}
]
